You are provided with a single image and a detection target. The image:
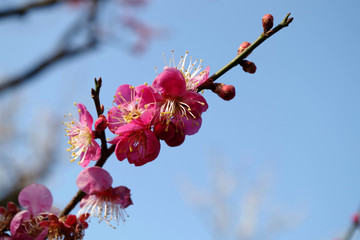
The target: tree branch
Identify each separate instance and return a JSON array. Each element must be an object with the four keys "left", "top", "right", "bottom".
[
  {"left": 0, "top": 40, "right": 97, "bottom": 94},
  {"left": 198, "top": 13, "right": 294, "bottom": 91},
  {"left": 0, "top": 0, "right": 64, "bottom": 19}
]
